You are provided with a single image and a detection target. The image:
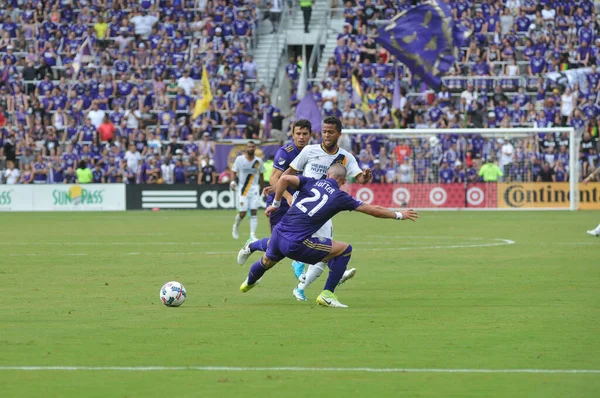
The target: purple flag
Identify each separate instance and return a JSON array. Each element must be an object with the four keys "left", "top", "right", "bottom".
[
  {"left": 374, "top": 0, "right": 471, "bottom": 89},
  {"left": 295, "top": 94, "right": 322, "bottom": 133}
]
